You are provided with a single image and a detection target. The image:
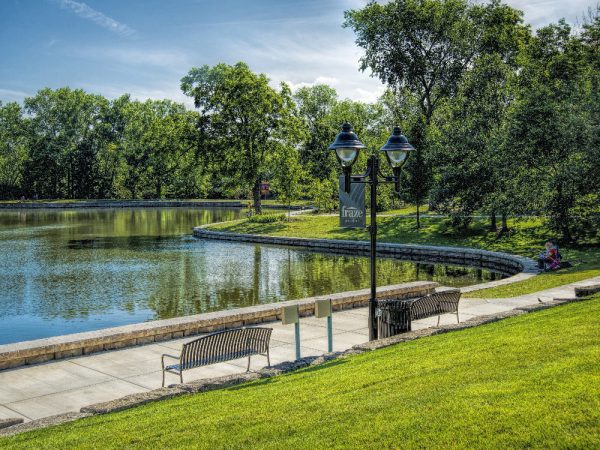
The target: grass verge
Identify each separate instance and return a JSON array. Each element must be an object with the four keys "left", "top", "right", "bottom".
[
  {"left": 3, "top": 296, "right": 599, "bottom": 449},
  {"left": 464, "top": 268, "right": 600, "bottom": 298}
]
